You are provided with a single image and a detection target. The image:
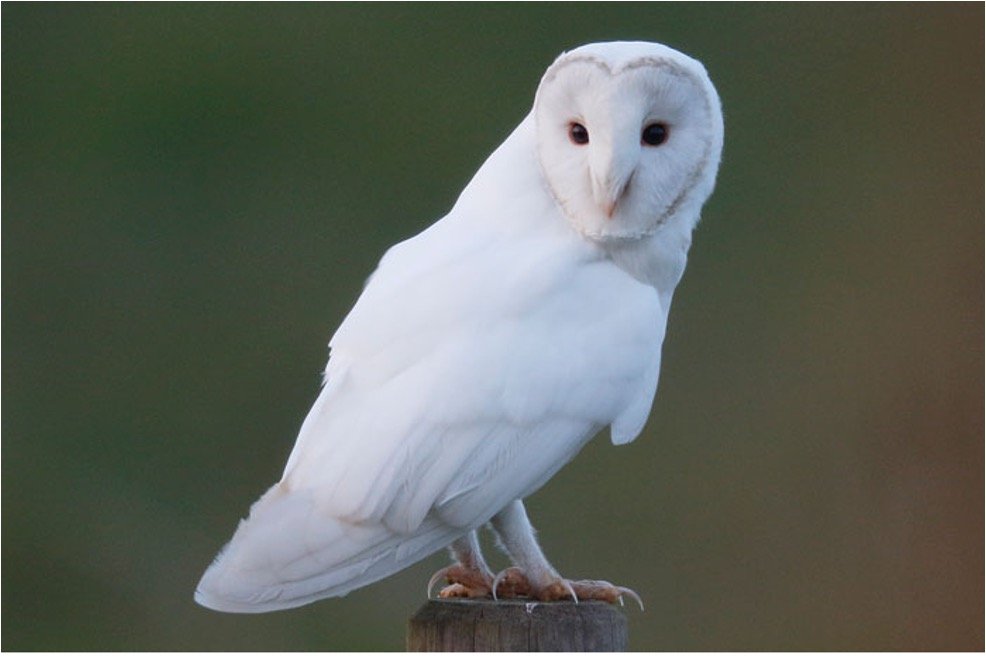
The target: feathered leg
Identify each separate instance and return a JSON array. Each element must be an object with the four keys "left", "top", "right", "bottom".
[
  {"left": 489, "top": 499, "right": 643, "bottom": 609},
  {"left": 427, "top": 531, "right": 495, "bottom": 598}
]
